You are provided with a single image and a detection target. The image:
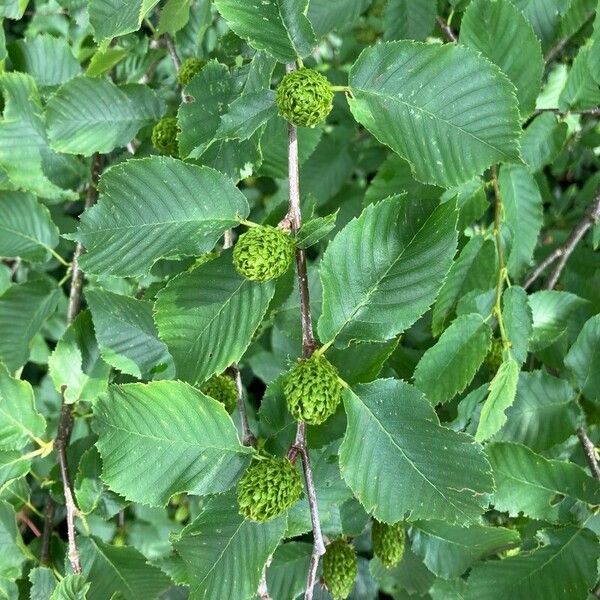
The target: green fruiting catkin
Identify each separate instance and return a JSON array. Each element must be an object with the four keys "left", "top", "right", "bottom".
[
  {"left": 200, "top": 374, "right": 238, "bottom": 413},
  {"left": 372, "top": 520, "right": 405, "bottom": 567},
  {"left": 237, "top": 457, "right": 303, "bottom": 522},
  {"left": 178, "top": 57, "right": 205, "bottom": 86},
  {"left": 151, "top": 116, "right": 179, "bottom": 156},
  {"left": 276, "top": 68, "right": 334, "bottom": 128},
  {"left": 284, "top": 354, "right": 344, "bottom": 425},
  {"left": 233, "top": 225, "right": 295, "bottom": 282},
  {"left": 323, "top": 538, "right": 357, "bottom": 600}
]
